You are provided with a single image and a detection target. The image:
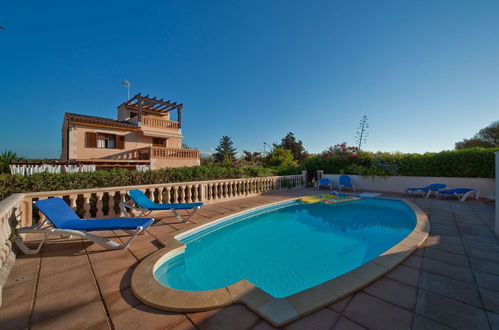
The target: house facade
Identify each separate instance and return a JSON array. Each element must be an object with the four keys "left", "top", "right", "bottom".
[{"left": 60, "top": 94, "right": 200, "bottom": 170}]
